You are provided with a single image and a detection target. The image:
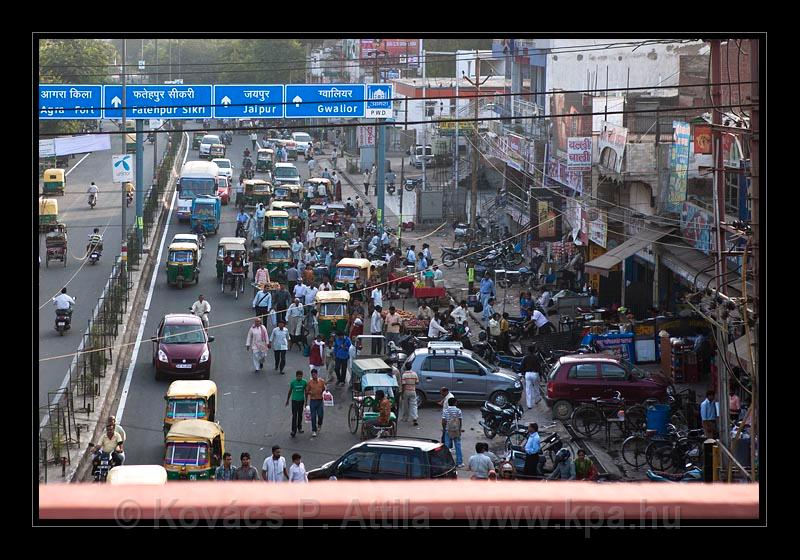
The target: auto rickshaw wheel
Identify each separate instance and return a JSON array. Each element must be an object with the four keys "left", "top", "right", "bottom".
[{"left": 177, "top": 277, "right": 184, "bottom": 289}]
